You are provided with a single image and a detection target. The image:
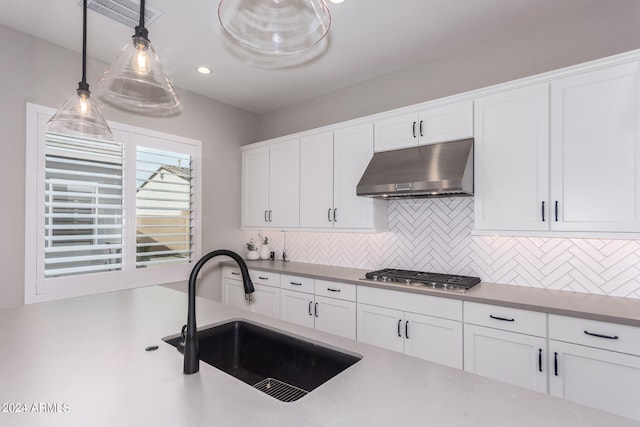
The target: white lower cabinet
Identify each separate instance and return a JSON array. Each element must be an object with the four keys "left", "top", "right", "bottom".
[
  {"left": 280, "top": 276, "right": 357, "bottom": 340},
  {"left": 463, "top": 302, "right": 548, "bottom": 393},
  {"left": 357, "top": 287, "right": 463, "bottom": 369},
  {"left": 222, "top": 267, "right": 280, "bottom": 319},
  {"left": 549, "top": 314, "right": 640, "bottom": 421}
]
